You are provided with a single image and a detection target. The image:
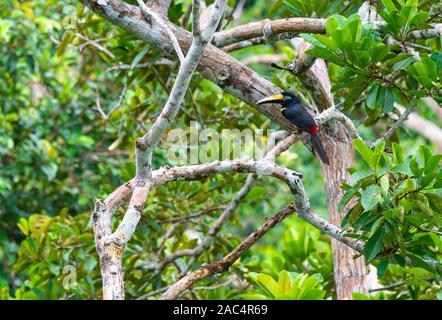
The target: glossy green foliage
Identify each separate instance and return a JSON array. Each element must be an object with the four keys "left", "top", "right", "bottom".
[
  {"left": 6, "top": 211, "right": 99, "bottom": 299},
  {"left": 283, "top": 0, "right": 354, "bottom": 18},
  {"left": 408, "top": 54, "right": 442, "bottom": 96},
  {"left": 378, "top": 0, "right": 431, "bottom": 39},
  {"left": 300, "top": 14, "right": 396, "bottom": 110},
  {"left": 301, "top": 3, "right": 442, "bottom": 116},
  {"left": 340, "top": 140, "right": 441, "bottom": 280},
  {"left": 1, "top": 0, "right": 441, "bottom": 301},
  {"left": 242, "top": 270, "right": 326, "bottom": 300}
]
